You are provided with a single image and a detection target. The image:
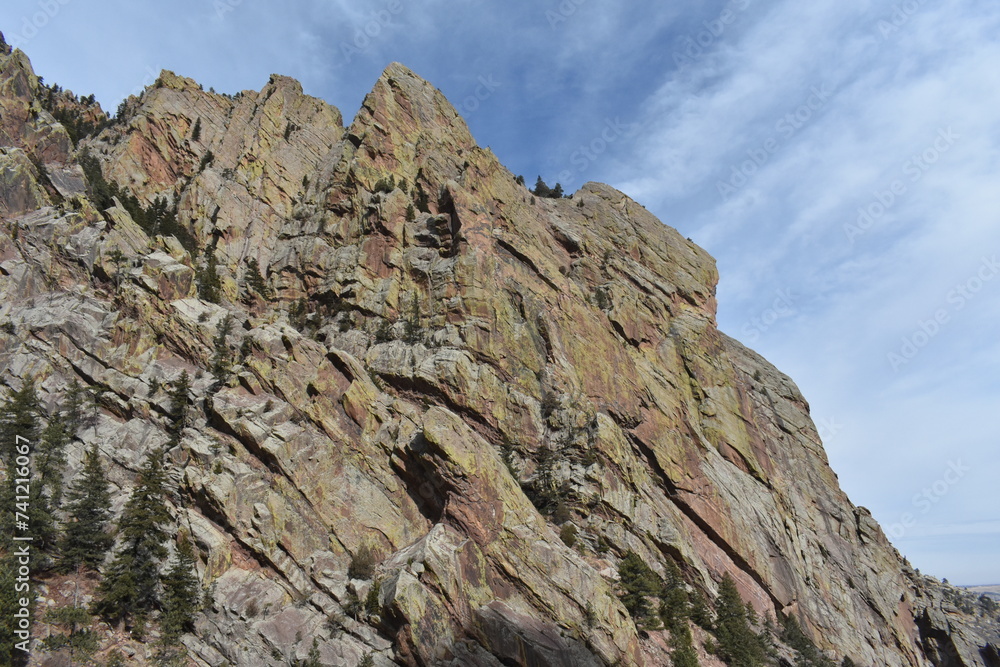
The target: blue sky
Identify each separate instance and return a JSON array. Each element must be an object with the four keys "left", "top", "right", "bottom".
[{"left": 2, "top": 0, "right": 997, "bottom": 586}]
